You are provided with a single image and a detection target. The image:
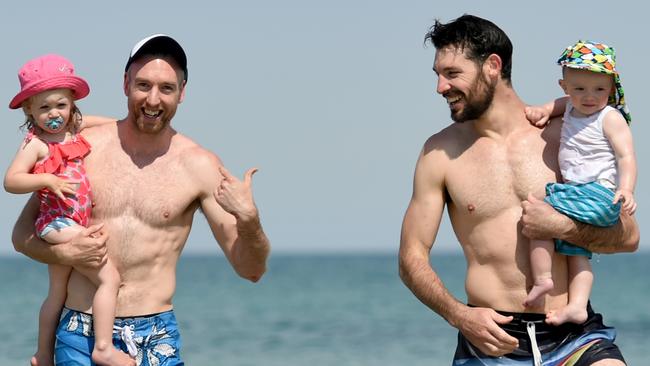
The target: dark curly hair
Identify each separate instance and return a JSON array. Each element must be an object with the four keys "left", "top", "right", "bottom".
[{"left": 425, "top": 14, "right": 513, "bottom": 85}]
